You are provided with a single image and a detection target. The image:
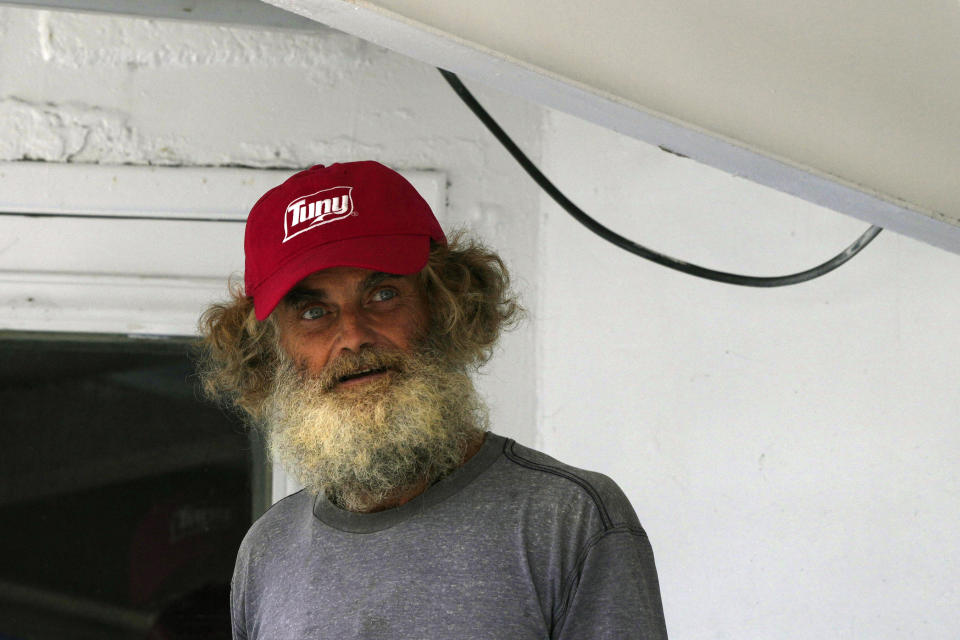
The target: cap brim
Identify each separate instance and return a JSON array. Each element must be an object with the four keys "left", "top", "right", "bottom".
[{"left": 252, "top": 234, "right": 432, "bottom": 321}]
